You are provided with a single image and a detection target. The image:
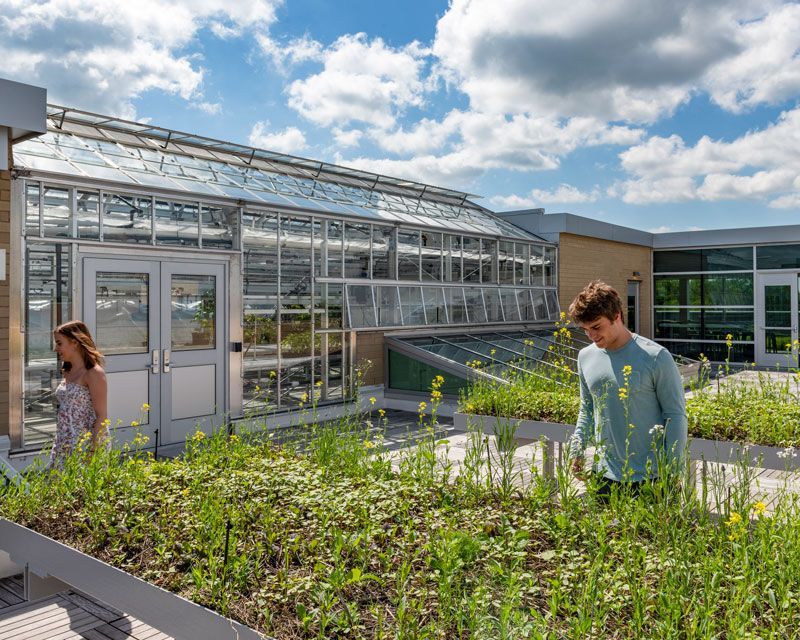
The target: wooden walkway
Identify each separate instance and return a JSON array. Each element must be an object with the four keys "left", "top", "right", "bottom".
[{"left": 0, "top": 577, "right": 173, "bottom": 640}]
